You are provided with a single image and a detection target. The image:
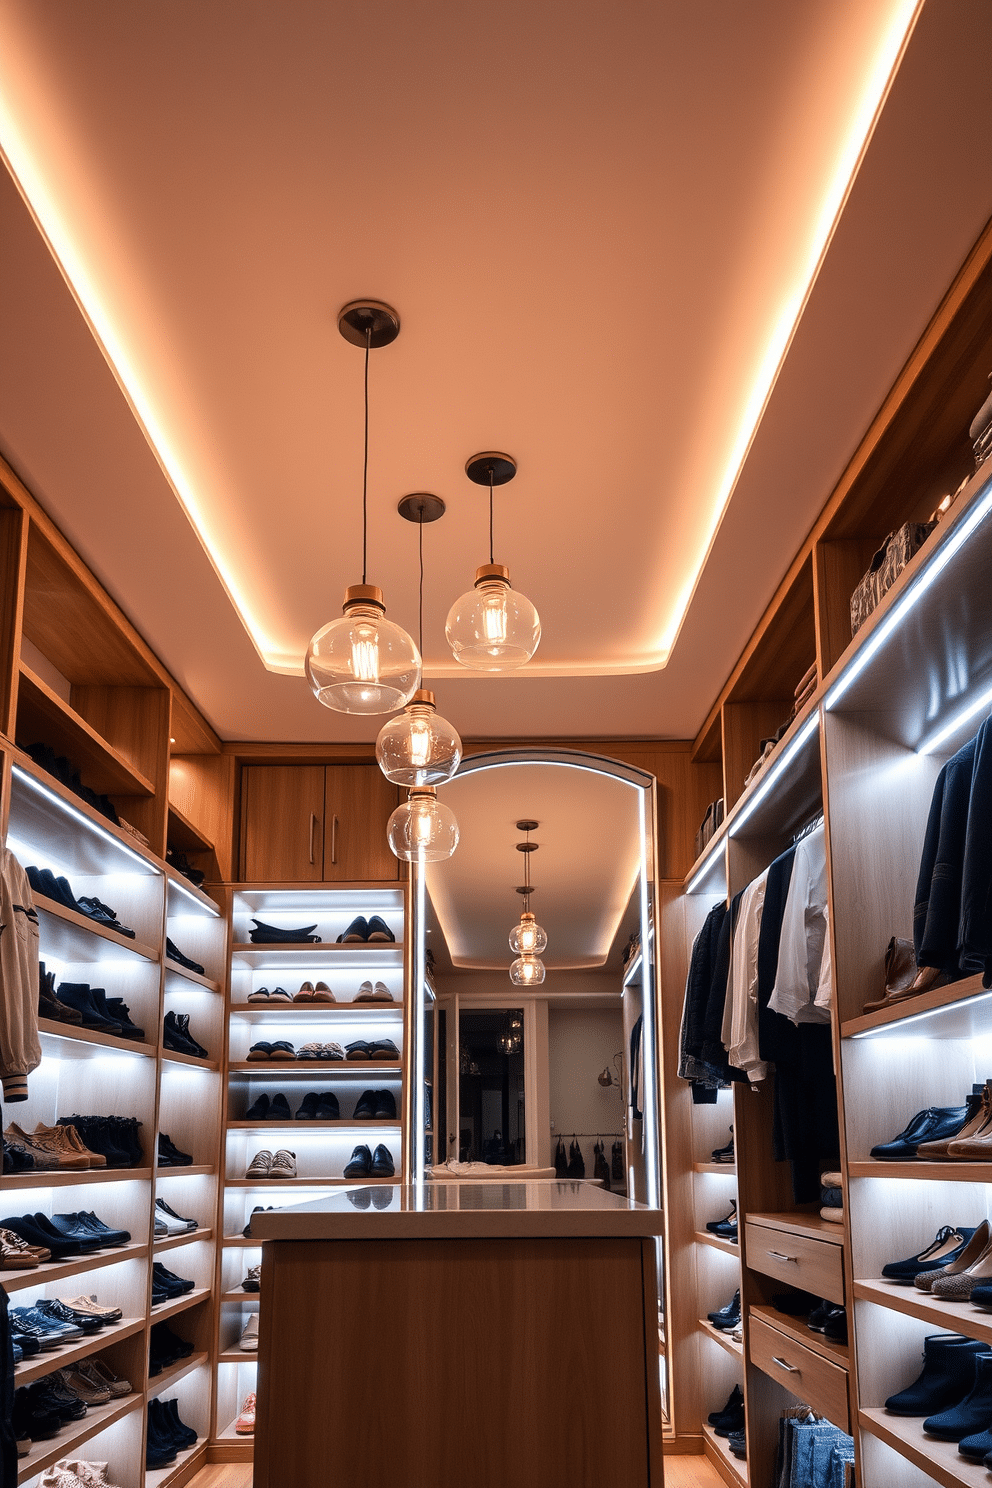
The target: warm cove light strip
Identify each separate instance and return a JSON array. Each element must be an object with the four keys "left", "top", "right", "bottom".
[
  {"left": 0, "top": 1, "right": 922, "bottom": 679},
  {"left": 656, "top": 0, "right": 923, "bottom": 663}
]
